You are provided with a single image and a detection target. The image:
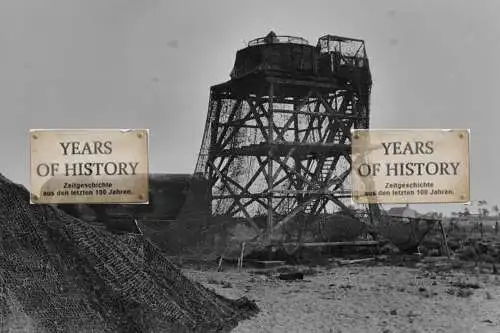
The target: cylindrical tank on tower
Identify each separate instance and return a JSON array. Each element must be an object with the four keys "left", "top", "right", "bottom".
[
  {"left": 230, "top": 31, "right": 318, "bottom": 79},
  {"left": 229, "top": 31, "right": 371, "bottom": 86}
]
